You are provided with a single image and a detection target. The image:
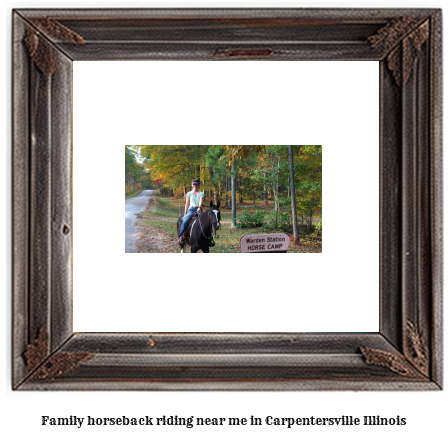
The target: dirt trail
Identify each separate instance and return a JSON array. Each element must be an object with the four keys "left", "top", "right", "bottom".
[{"left": 135, "top": 222, "right": 179, "bottom": 253}]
